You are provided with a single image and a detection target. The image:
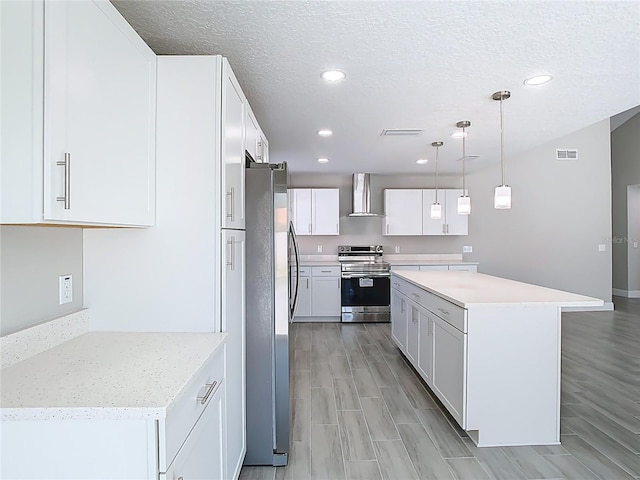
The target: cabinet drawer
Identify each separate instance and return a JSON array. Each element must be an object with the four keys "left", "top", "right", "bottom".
[
  {"left": 164, "top": 344, "right": 225, "bottom": 470},
  {"left": 292, "top": 266, "right": 311, "bottom": 277},
  {"left": 428, "top": 295, "right": 466, "bottom": 333},
  {"left": 311, "top": 266, "right": 341, "bottom": 277}
]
